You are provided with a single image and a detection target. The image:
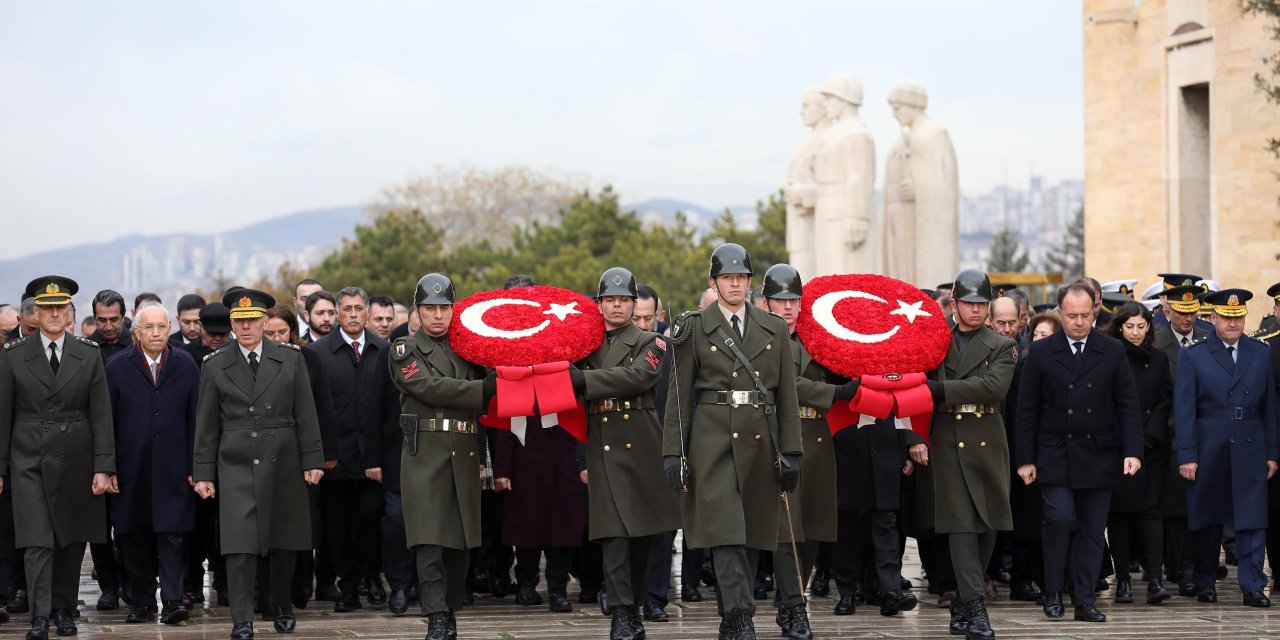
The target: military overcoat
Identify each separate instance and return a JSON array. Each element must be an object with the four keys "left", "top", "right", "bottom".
[
  {"left": 785, "top": 336, "right": 838, "bottom": 542},
  {"left": 662, "top": 304, "right": 802, "bottom": 551},
  {"left": 580, "top": 322, "right": 680, "bottom": 540},
  {"left": 0, "top": 334, "right": 116, "bottom": 548},
  {"left": 192, "top": 340, "right": 325, "bottom": 555},
  {"left": 389, "top": 331, "right": 484, "bottom": 550}
]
